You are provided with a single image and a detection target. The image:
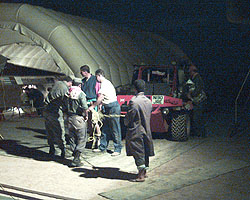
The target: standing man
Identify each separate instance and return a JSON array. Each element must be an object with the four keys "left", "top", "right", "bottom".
[
  {"left": 67, "top": 78, "right": 88, "bottom": 167},
  {"left": 183, "top": 64, "right": 207, "bottom": 137},
  {"left": 88, "top": 69, "right": 122, "bottom": 156},
  {"left": 80, "top": 65, "right": 100, "bottom": 105},
  {"left": 124, "top": 79, "right": 154, "bottom": 182},
  {"left": 43, "top": 76, "right": 73, "bottom": 159},
  {"left": 80, "top": 65, "right": 102, "bottom": 149}
]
